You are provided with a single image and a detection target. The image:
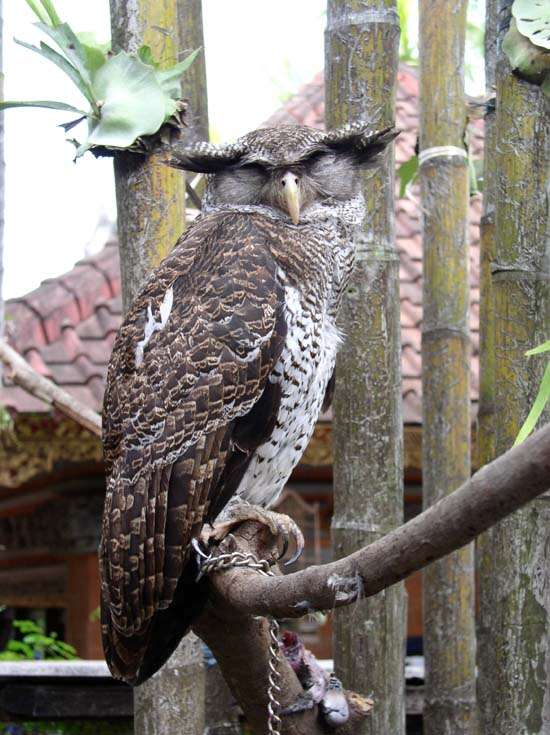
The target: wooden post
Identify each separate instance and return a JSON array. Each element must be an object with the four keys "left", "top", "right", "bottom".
[
  {"left": 0, "top": 0, "right": 4, "bottom": 343},
  {"left": 418, "top": 2, "right": 476, "bottom": 733},
  {"left": 325, "top": 3, "right": 406, "bottom": 734},
  {"left": 475, "top": 0, "right": 498, "bottom": 729},
  {"left": 66, "top": 554, "right": 103, "bottom": 660},
  {"left": 477, "top": 3, "right": 550, "bottom": 731},
  {"left": 134, "top": 635, "right": 206, "bottom": 735},
  {"left": 177, "top": 0, "right": 209, "bottom": 144},
  {"left": 108, "top": 1, "right": 205, "bottom": 733},
  {"left": 109, "top": 0, "right": 187, "bottom": 312}
]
